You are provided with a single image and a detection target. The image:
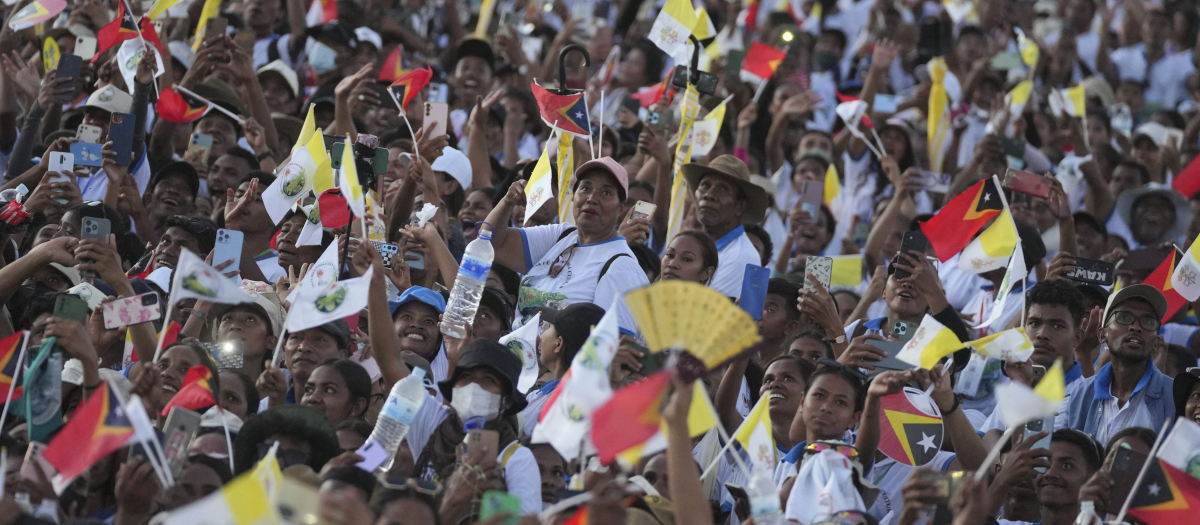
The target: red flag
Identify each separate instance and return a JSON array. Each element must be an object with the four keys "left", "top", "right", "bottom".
[
  {"left": 878, "top": 387, "right": 944, "bottom": 466},
  {"left": 531, "top": 82, "right": 592, "bottom": 137},
  {"left": 42, "top": 383, "right": 135, "bottom": 485},
  {"left": 1127, "top": 459, "right": 1200, "bottom": 525},
  {"left": 378, "top": 46, "right": 405, "bottom": 82},
  {"left": 0, "top": 332, "right": 26, "bottom": 403},
  {"left": 740, "top": 42, "right": 786, "bottom": 84},
  {"left": 138, "top": 17, "right": 165, "bottom": 55},
  {"left": 388, "top": 66, "right": 432, "bottom": 112},
  {"left": 835, "top": 92, "right": 875, "bottom": 128},
  {"left": 562, "top": 507, "right": 589, "bottom": 525},
  {"left": 1145, "top": 251, "right": 1189, "bottom": 323},
  {"left": 919, "top": 178, "right": 1005, "bottom": 261},
  {"left": 305, "top": 0, "right": 337, "bottom": 26},
  {"left": 95, "top": 0, "right": 139, "bottom": 61},
  {"left": 160, "top": 366, "right": 217, "bottom": 416},
  {"left": 591, "top": 370, "right": 671, "bottom": 465},
  {"left": 1173, "top": 155, "right": 1200, "bottom": 199},
  {"left": 156, "top": 87, "right": 212, "bottom": 123},
  {"left": 318, "top": 189, "right": 351, "bottom": 228}
]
